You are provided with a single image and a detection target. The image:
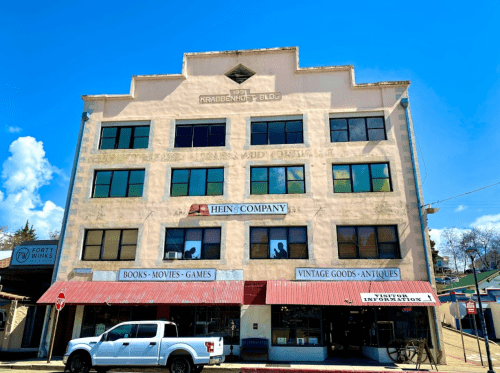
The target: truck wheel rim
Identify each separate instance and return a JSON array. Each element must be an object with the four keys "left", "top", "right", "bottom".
[{"left": 172, "top": 359, "right": 189, "bottom": 373}]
